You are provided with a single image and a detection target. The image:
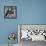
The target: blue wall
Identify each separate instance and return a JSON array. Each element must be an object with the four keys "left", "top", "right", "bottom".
[{"left": 0, "top": 0, "right": 46, "bottom": 44}]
